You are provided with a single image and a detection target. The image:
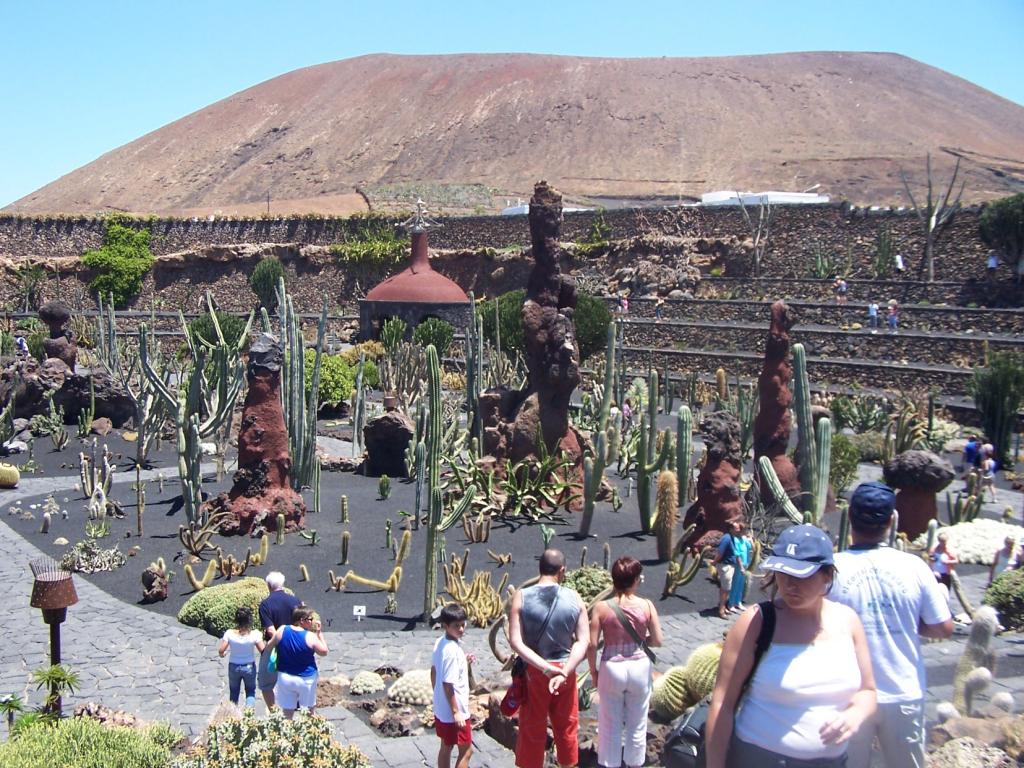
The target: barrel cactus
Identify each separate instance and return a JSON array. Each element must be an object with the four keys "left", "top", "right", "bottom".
[
  {"left": 350, "top": 670, "right": 386, "bottom": 695},
  {"left": 388, "top": 669, "right": 433, "bottom": 706},
  {"left": 650, "top": 642, "right": 723, "bottom": 720},
  {"left": 0, "top": 463, "right": 20, "bottom": 489}
]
